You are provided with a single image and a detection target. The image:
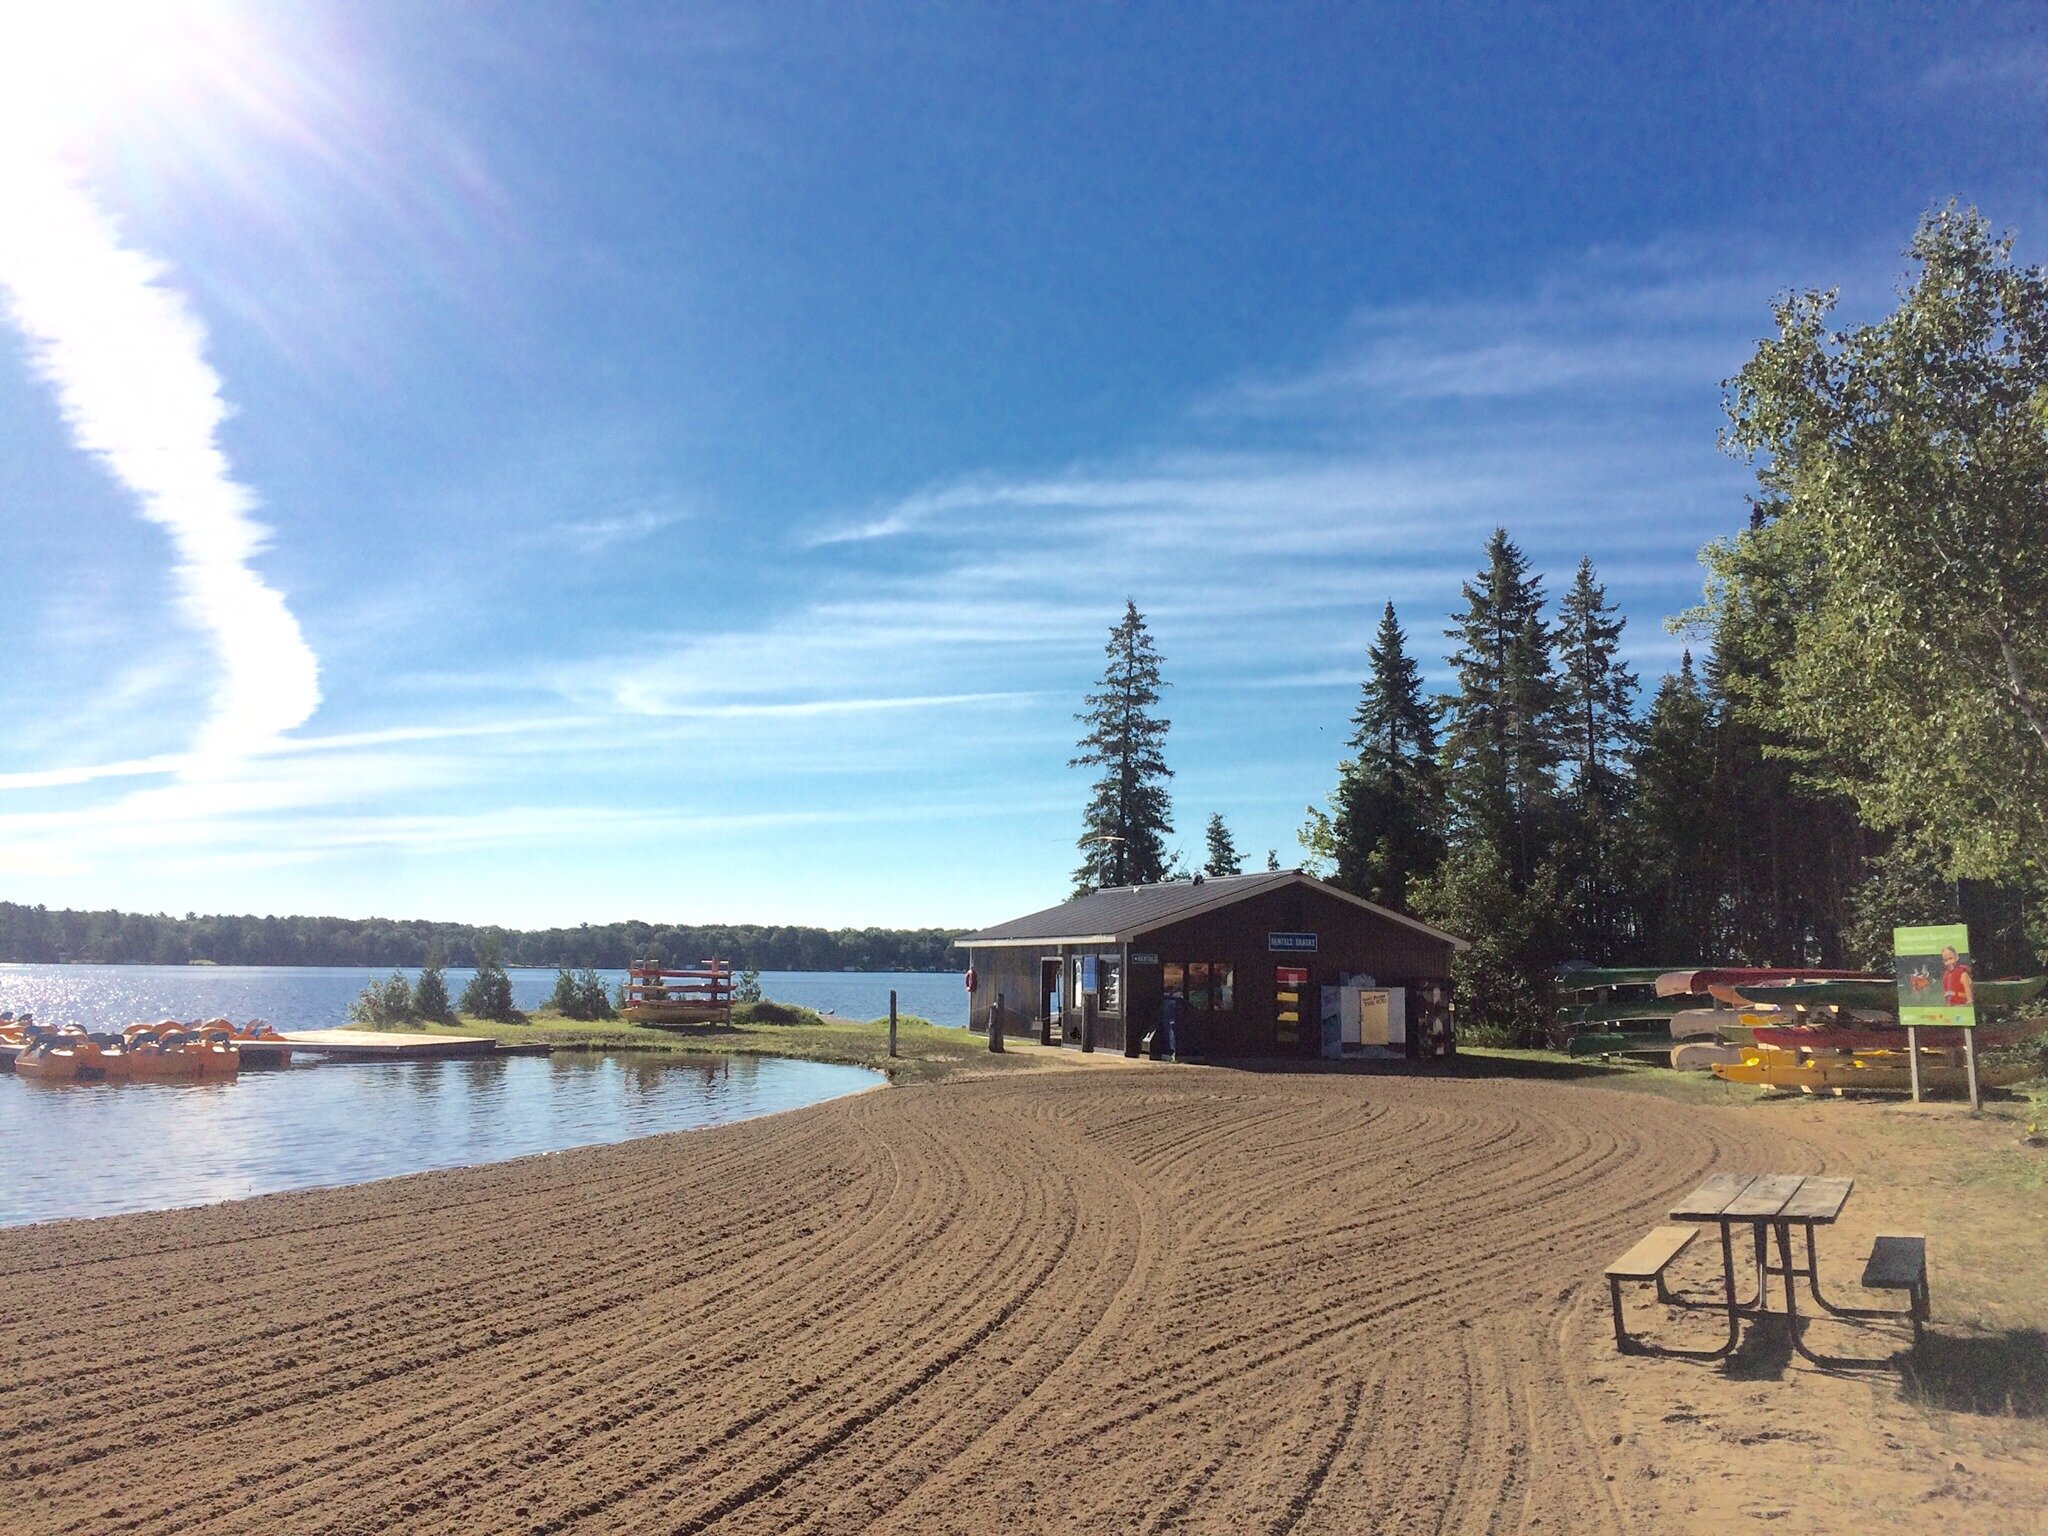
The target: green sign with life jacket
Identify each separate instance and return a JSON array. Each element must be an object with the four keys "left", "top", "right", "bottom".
[{"left": 1894, "top": 922, "right": 1976, "bottom": 1029}]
